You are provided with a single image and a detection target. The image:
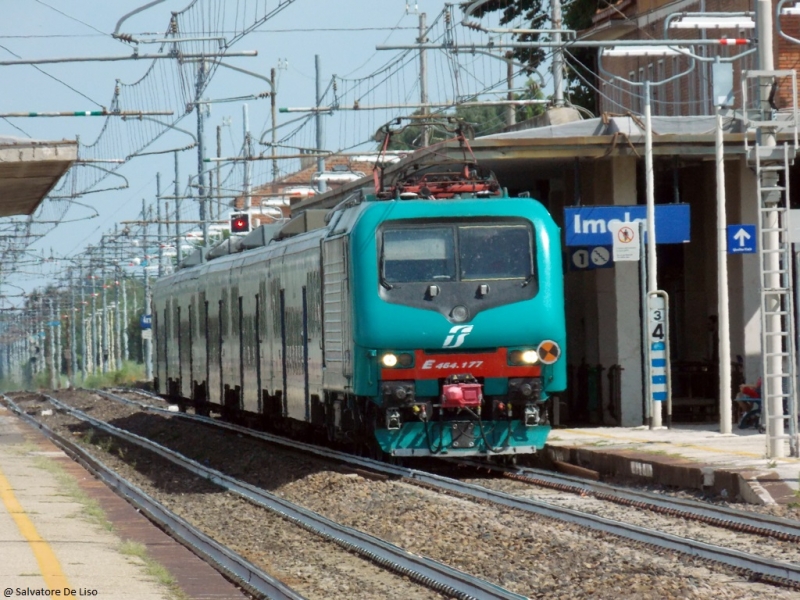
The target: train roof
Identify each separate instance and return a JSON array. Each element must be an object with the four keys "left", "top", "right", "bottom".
[{"left": 171, "top": 165, "right": 519, "bottom": 274}]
